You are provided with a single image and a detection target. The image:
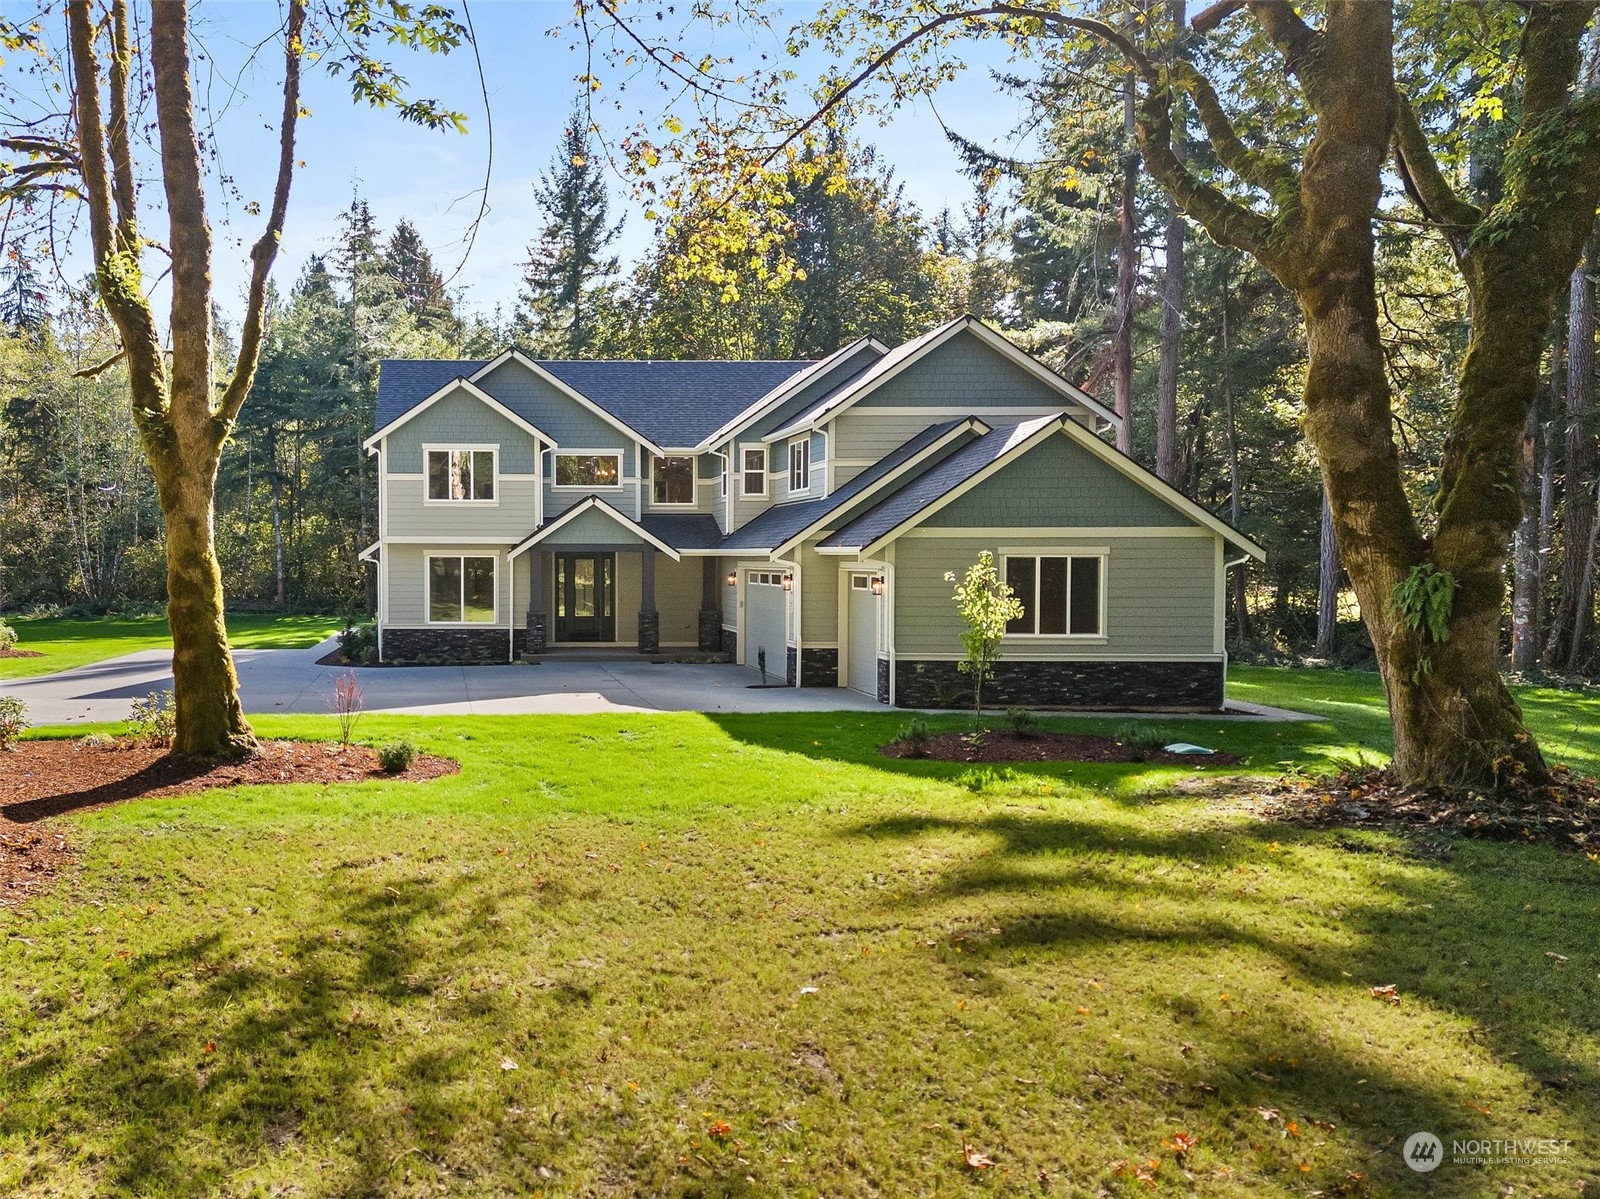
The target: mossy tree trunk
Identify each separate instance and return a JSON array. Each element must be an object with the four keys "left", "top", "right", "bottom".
[
  {"left": 64, "top": 0, "right": 305, "bottom": 757},
  {"left": 1117, "top": 0, "right": 1600, "bottom": 787}
]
